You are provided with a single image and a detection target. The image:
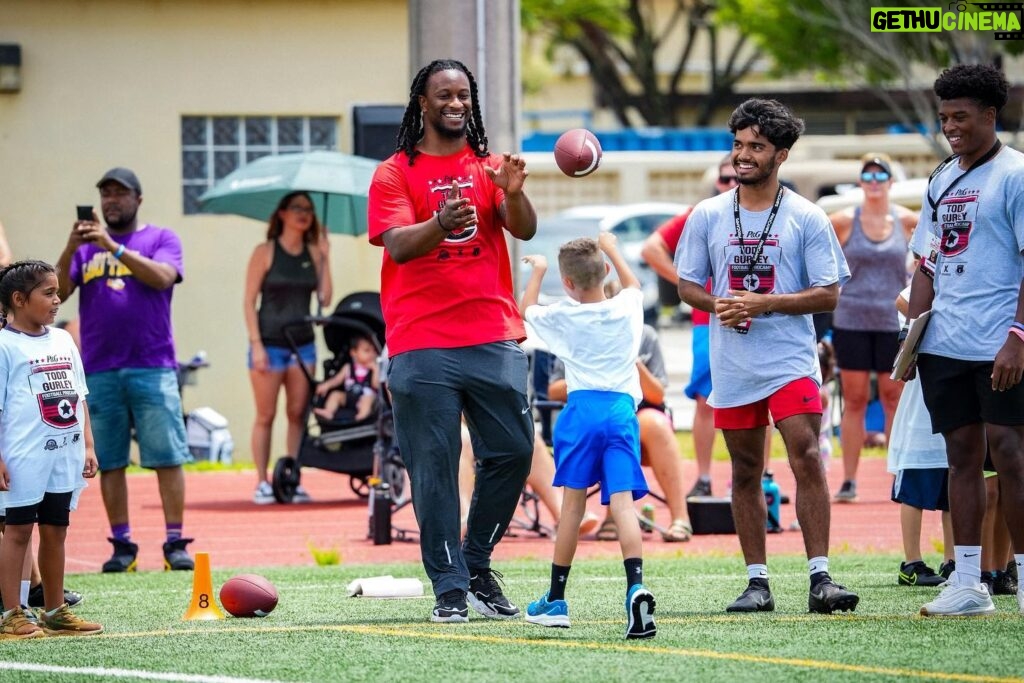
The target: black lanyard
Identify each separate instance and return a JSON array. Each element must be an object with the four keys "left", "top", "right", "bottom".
[
  {"left": 927, "top": 140, "right": 1001, "bottom": 224},
  {"left": 733, "top": 184, "right": 785, "bottom": 277}
]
